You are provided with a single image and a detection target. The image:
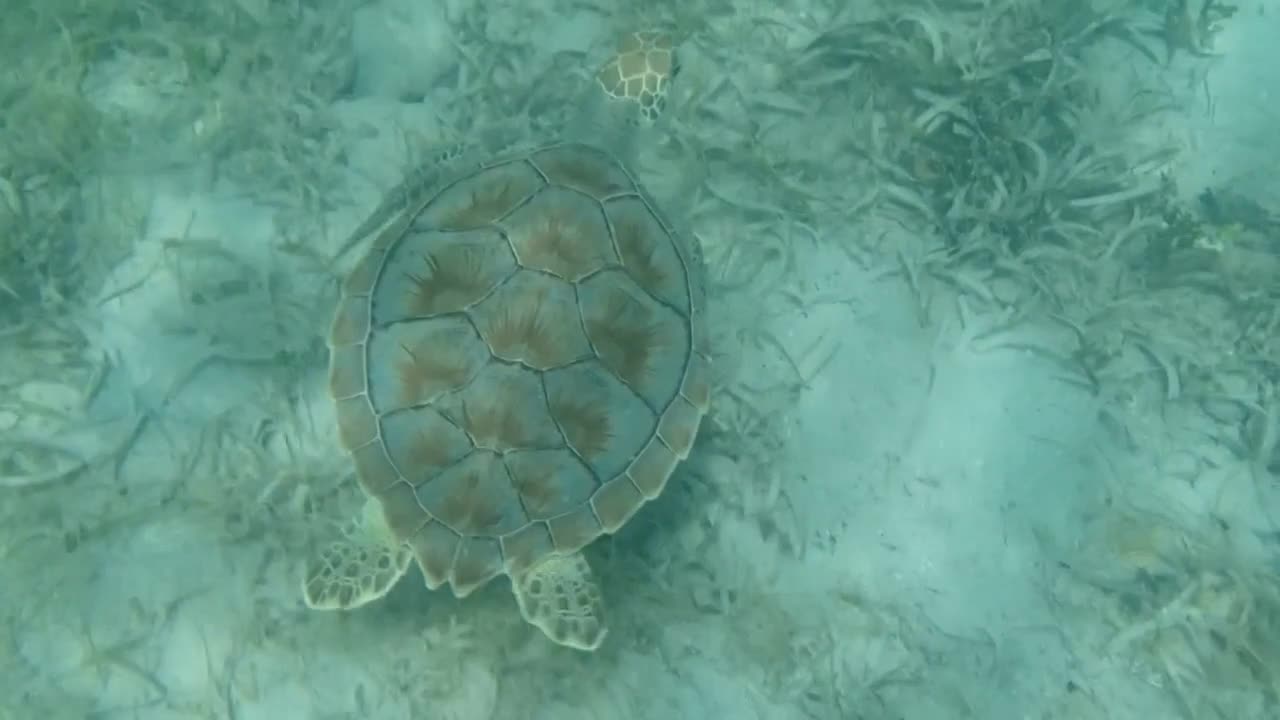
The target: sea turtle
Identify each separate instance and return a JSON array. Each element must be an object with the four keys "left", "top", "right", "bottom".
[{"left": 302, "top": 30, "right": 710, "bottom": 652}]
